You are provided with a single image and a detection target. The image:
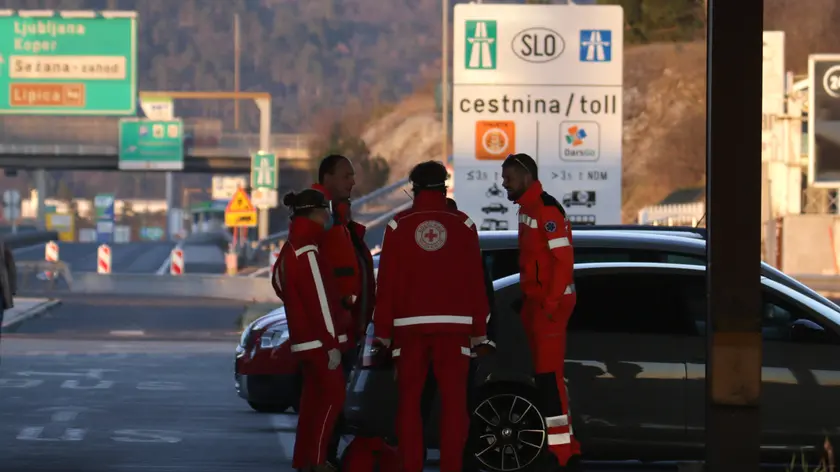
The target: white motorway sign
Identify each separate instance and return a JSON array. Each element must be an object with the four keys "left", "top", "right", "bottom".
[
  {"left": 452, "top": 3, "right": 623, "bottom": 228},
  {"left": 762, "top": 31, "right": 786, "bottom": 163}
]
